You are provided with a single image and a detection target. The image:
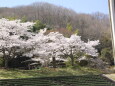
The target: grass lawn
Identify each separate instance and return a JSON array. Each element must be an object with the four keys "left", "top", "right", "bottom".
[{"left": 0, "top": 67, "right": 103, "bottom": 79}]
